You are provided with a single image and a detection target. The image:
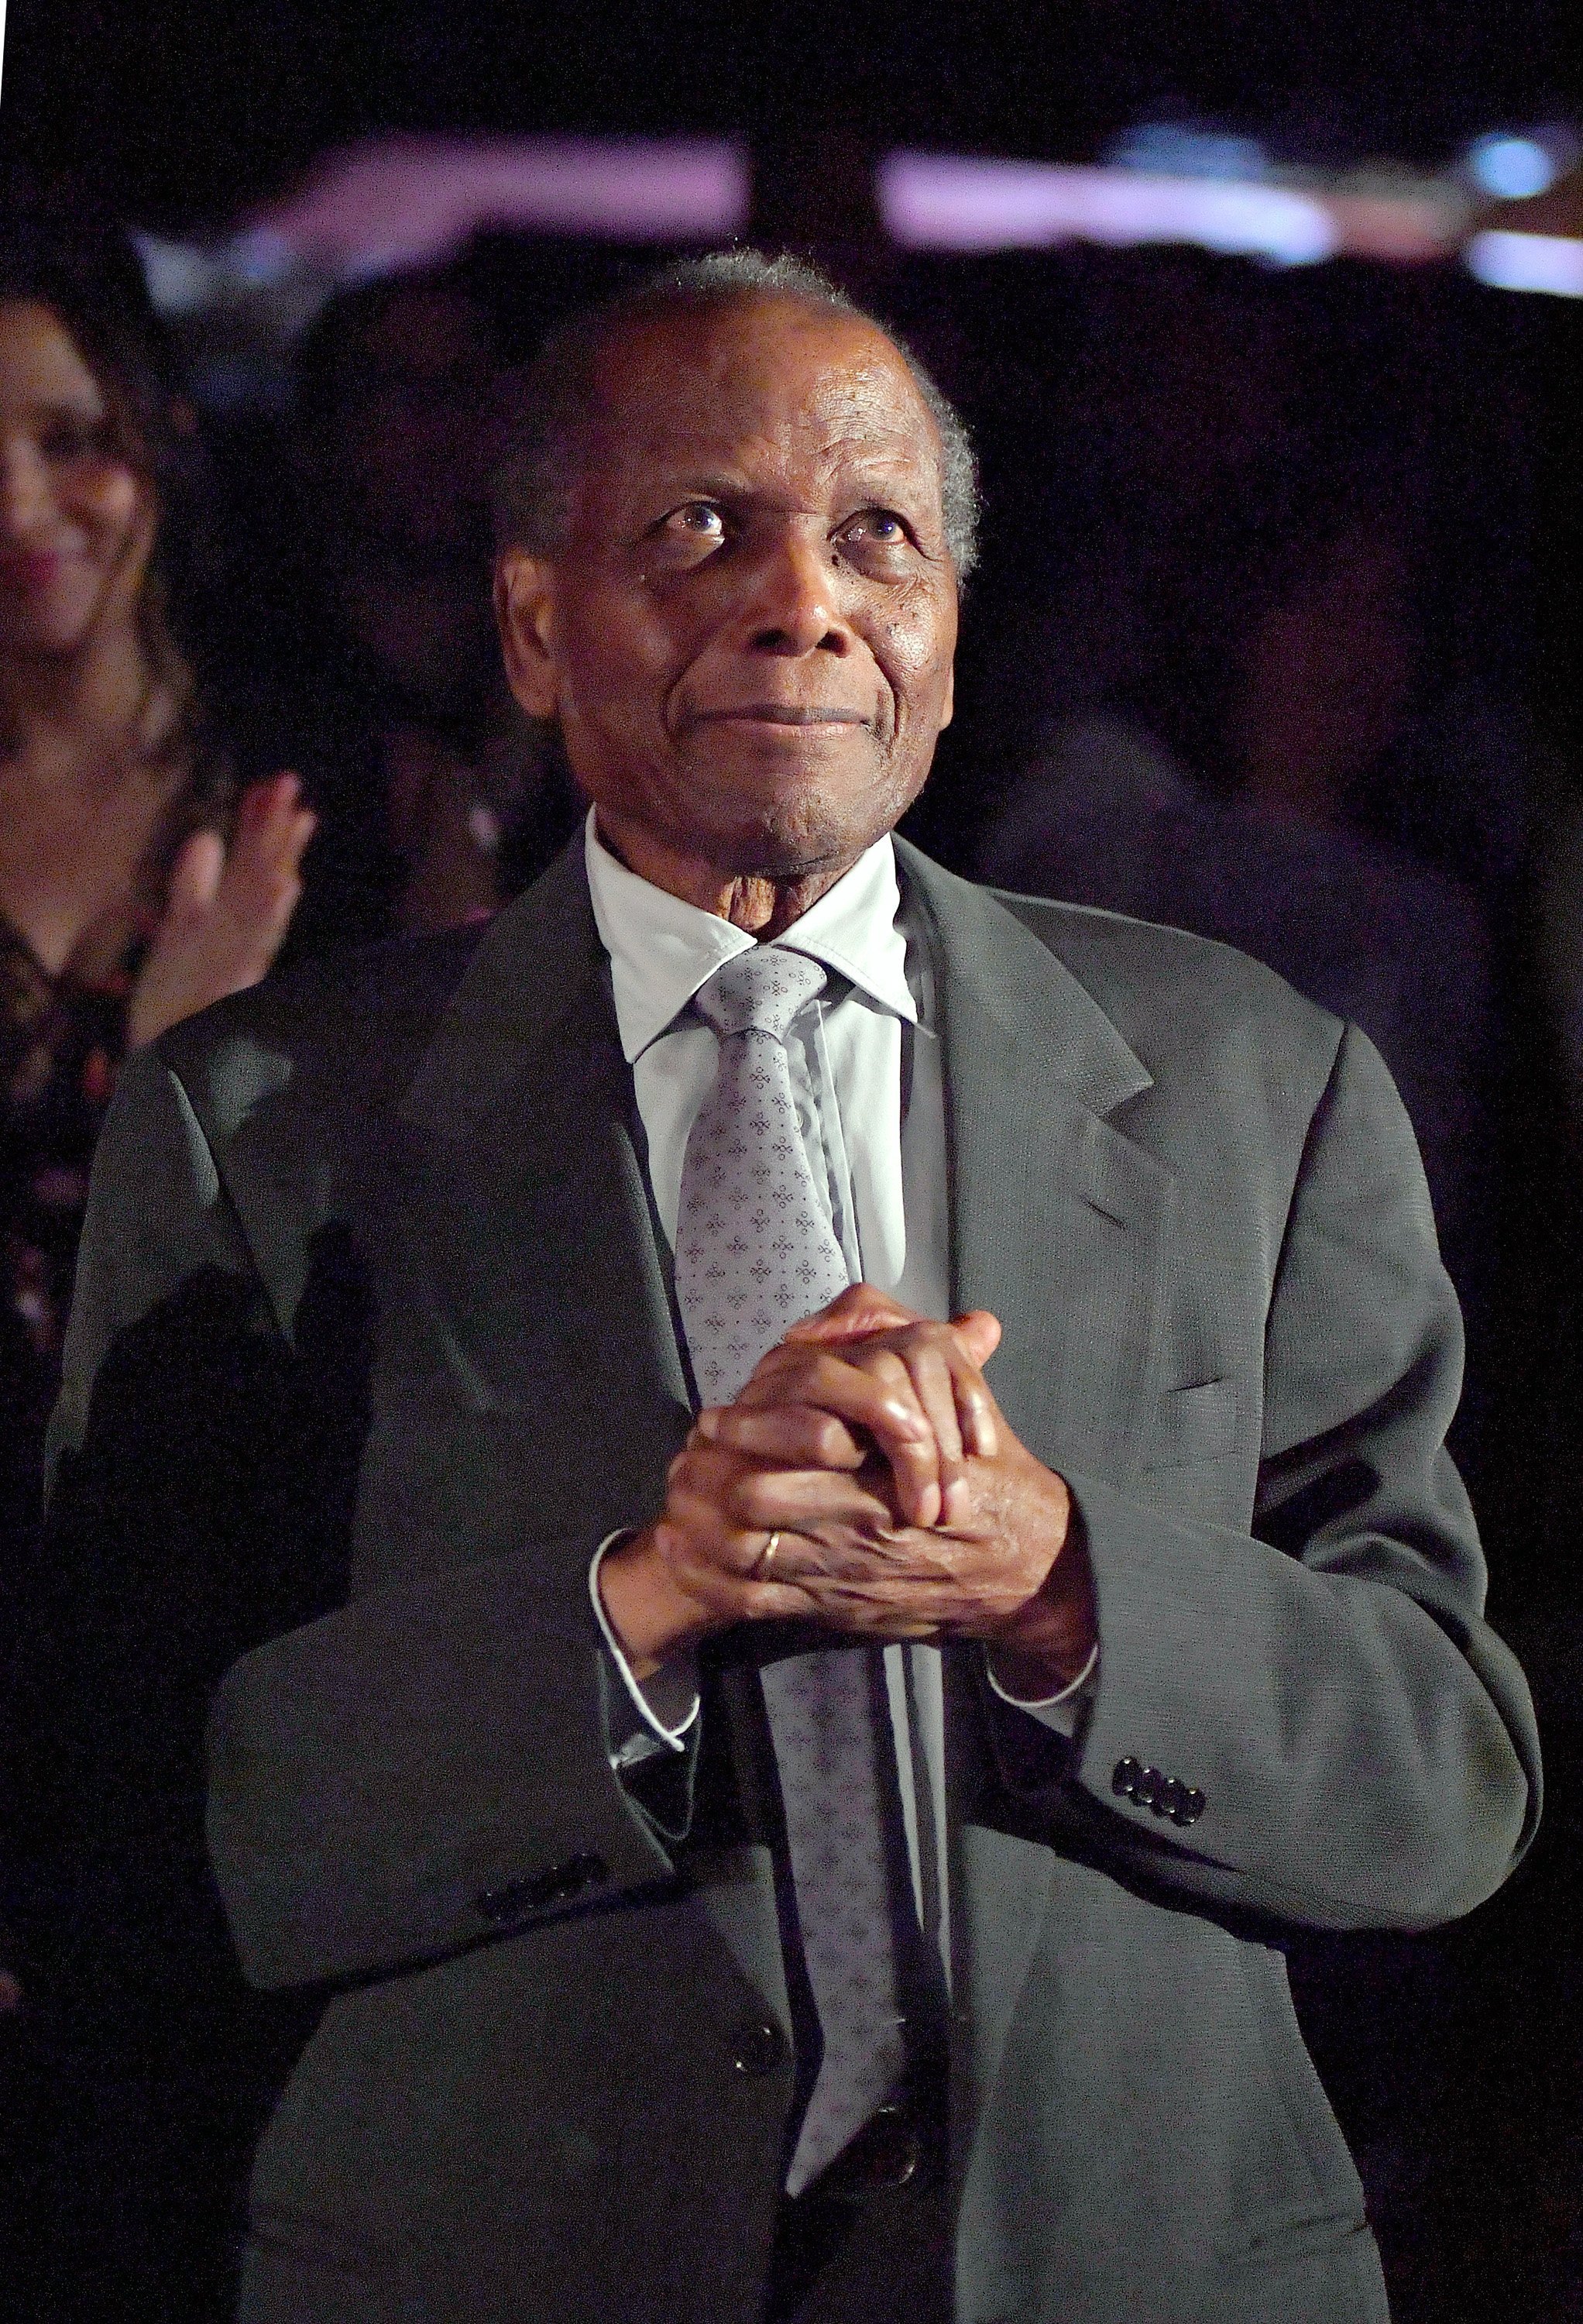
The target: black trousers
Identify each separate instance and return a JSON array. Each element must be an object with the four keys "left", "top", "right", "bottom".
[
  {"left": 763, "top": 2077, "right": 954, "bottom": 2324},
  {"left": 766, "top": 2168, "right": 954, "bottom": 2324}
]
